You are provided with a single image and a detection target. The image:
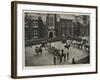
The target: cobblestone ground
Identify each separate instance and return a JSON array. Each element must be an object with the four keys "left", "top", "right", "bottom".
[{"left": 25, "top": 41, "right": 89, "bottom": 66}]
